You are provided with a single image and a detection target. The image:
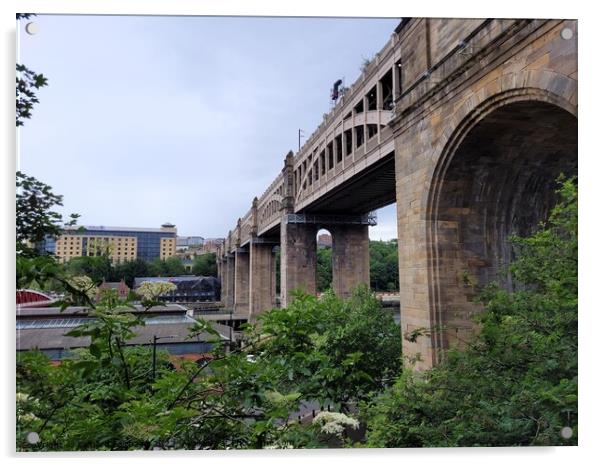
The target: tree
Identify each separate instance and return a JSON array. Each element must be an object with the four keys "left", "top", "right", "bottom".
[
  {"left": 15, "top": 172, "right": 90, "bottom": 305},
  {"left": 164, "top": 256, "right": 186, "bottom": 276},
  {"left": 64, "top": 256, "right": 113, "bottom": 284},
  {"left": 16, "top": 14, "right": 48, "bottom": 126},
  {"left": 191, "top": 253, "right": 217, "bottom": 277},
  {"left": 113, "top": 259, "right": 151, "bottom": 289},
  {"left": 361, "top": 178, "right": 578, "bottom": 447},
  {"left": 249, "top": 286, "right": 402, "bottom": 409},
  {"left": 369, "top": 239, "right": 398, "bottom": 292},
  {"left": 316, "top": 247, "right": 332, "bottom": 292},
  {"left": 148, "top": 257, "right": 186, "bottom": 277},
  {"left": 17, "top": 286, "right": 399, "bottom": 451},
  {"left": 16, "top": 171, "right": 79, "bottom": 256}
]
